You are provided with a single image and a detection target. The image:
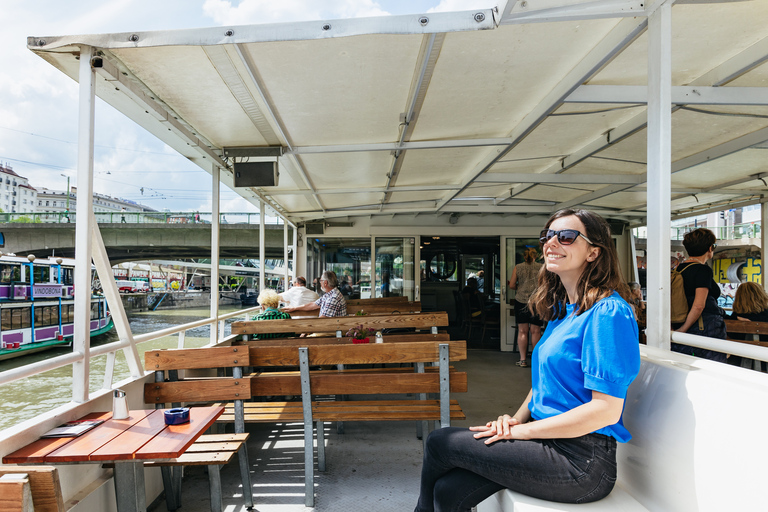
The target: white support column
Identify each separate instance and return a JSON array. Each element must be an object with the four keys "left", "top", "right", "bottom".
[
  {"left": 371, "top": 237, "right": 377, "bottom": 298},
  {"left": 210, "top": 165, "right": 220, "bottom": 345},
  {"left": 292, "top": 226, "right": 298, "bottom": 281},
  {"left": 259, "top": 200, "right": 266, "bottom": 293},
  {"left": 646, "top": 2, "right": 672, "bottom": 350},
  {"left": 762, "top": 200, "right": 768, "bottom": 294},
  {"left": 284, "top": 221, "right": 289, "bottom": 292},
  {"left": 91, "top": 212, "right": 141, "bottom": 377},
  {"left": 72, "top": 46, "right": 96, "bottom": 403}
]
